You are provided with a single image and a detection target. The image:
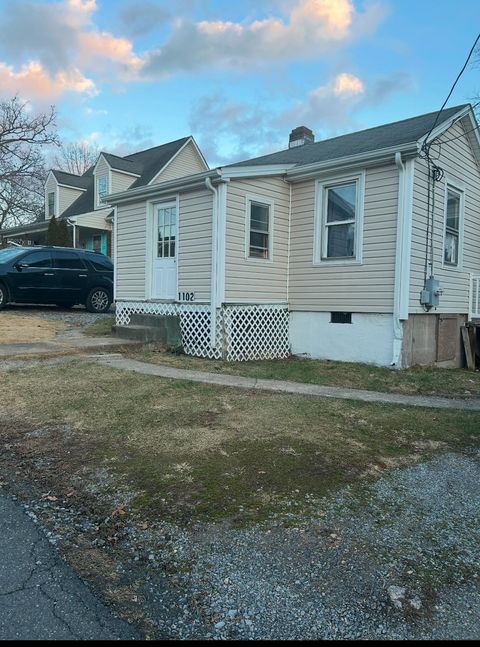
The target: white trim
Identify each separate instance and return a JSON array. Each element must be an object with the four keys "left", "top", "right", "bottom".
[
  {"left": 244, "top": 193, "right": 275, "bottom": 263},
  {"left": 113, "top": 206, "right": 118, "bottom": 299},
  {"left": 216, "top": 181, "right": 228, "bottom": 307},
  {"left": 145, "top": 196, "right": 179, "bottom": 301},
  {"left": 417, "top": 105, "right": 472, "bottom": 149},
  {"left": 205, "top": 177, "right": 218, "bottom": 346},
  {"left": 286, "top": 179, "right": 292, "bottom": 303},
  {"left": 148, "top": 137, "right": 209, "bottom": 186},
  {"left": 222, "top": 164, "right": 294, "bottom": 179},
  {"left": 108, "top": 170, "right": 220, "bottom": 204},
  {"left": 313, "top": 171, "right": 365, "bottom": 266},
  {"left": 56, "top": 182, "right": 87, "bottom": 192},
  {"left": 287, "top": 144, "right": 416, "bottom": 182},
  {"left": 110, "top": 168, "right": 141, "bottom": 179},
  {"left": 441, "top": 179, "right": 465, "bottom": 272}
]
